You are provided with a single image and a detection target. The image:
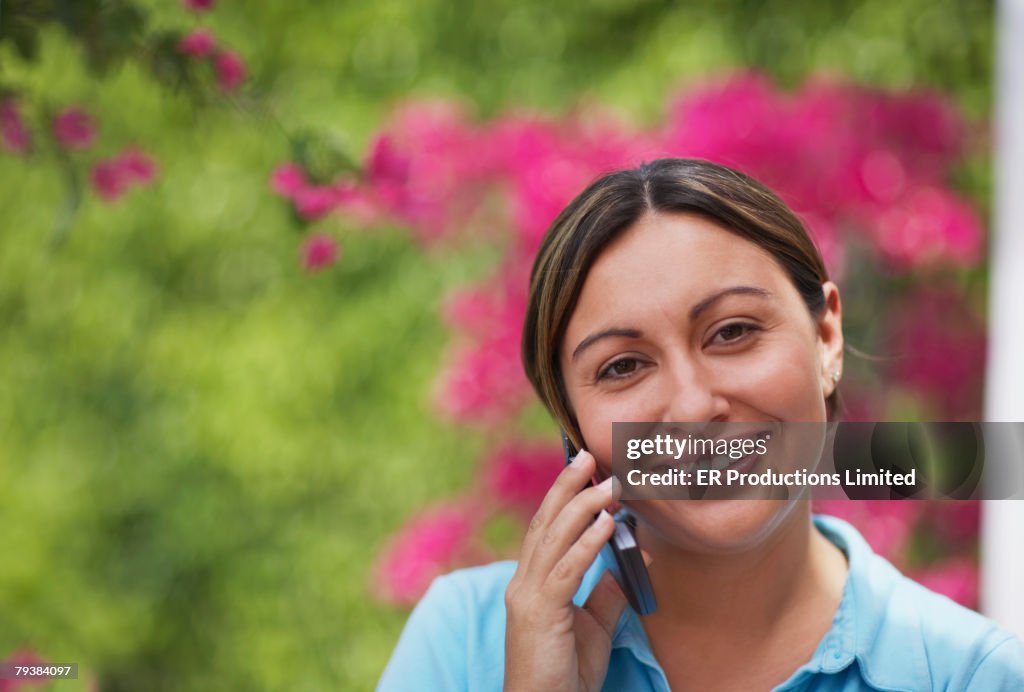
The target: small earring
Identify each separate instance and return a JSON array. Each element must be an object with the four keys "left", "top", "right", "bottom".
[{"left": 831, "top": 370, "right": 841, "bottom": 384}]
